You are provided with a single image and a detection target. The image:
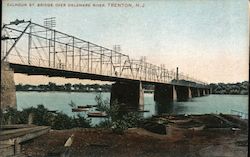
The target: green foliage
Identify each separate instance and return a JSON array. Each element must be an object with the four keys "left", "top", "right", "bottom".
[
  {"left": 111, "top": 119, "right": 129, "bottom": 134},
  {"left": 52, "top": 112, "right": 72, "bottom": 129},
  {"left": 15, "top": 83, "right": 111, "bottom": 92},
  {"left": 1, "top": 107, "right": 26, "bottom": 124},
  {"left": 1, "top": 105, "right": 91, "bottom": 130},
  {"left": 65, "top": 83, "right": 72, "bottom": 91},
  {"left": 26, "top": 105, "right": 54, "bottom": 126},
  {"left": 95, "top": 93, "right": 143, "bottom": 134},
  {"left": 71, "top": 114, "right": 91, "bottom": 128},
  {"left": 122, "top": 112, "right": 143, "bottom": 128},
  {"left": 95, "top": 120, "right": 112, "bottom": 128},
  {"left": 211, "top": 81, "right": 248, "bottom": 95}
]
